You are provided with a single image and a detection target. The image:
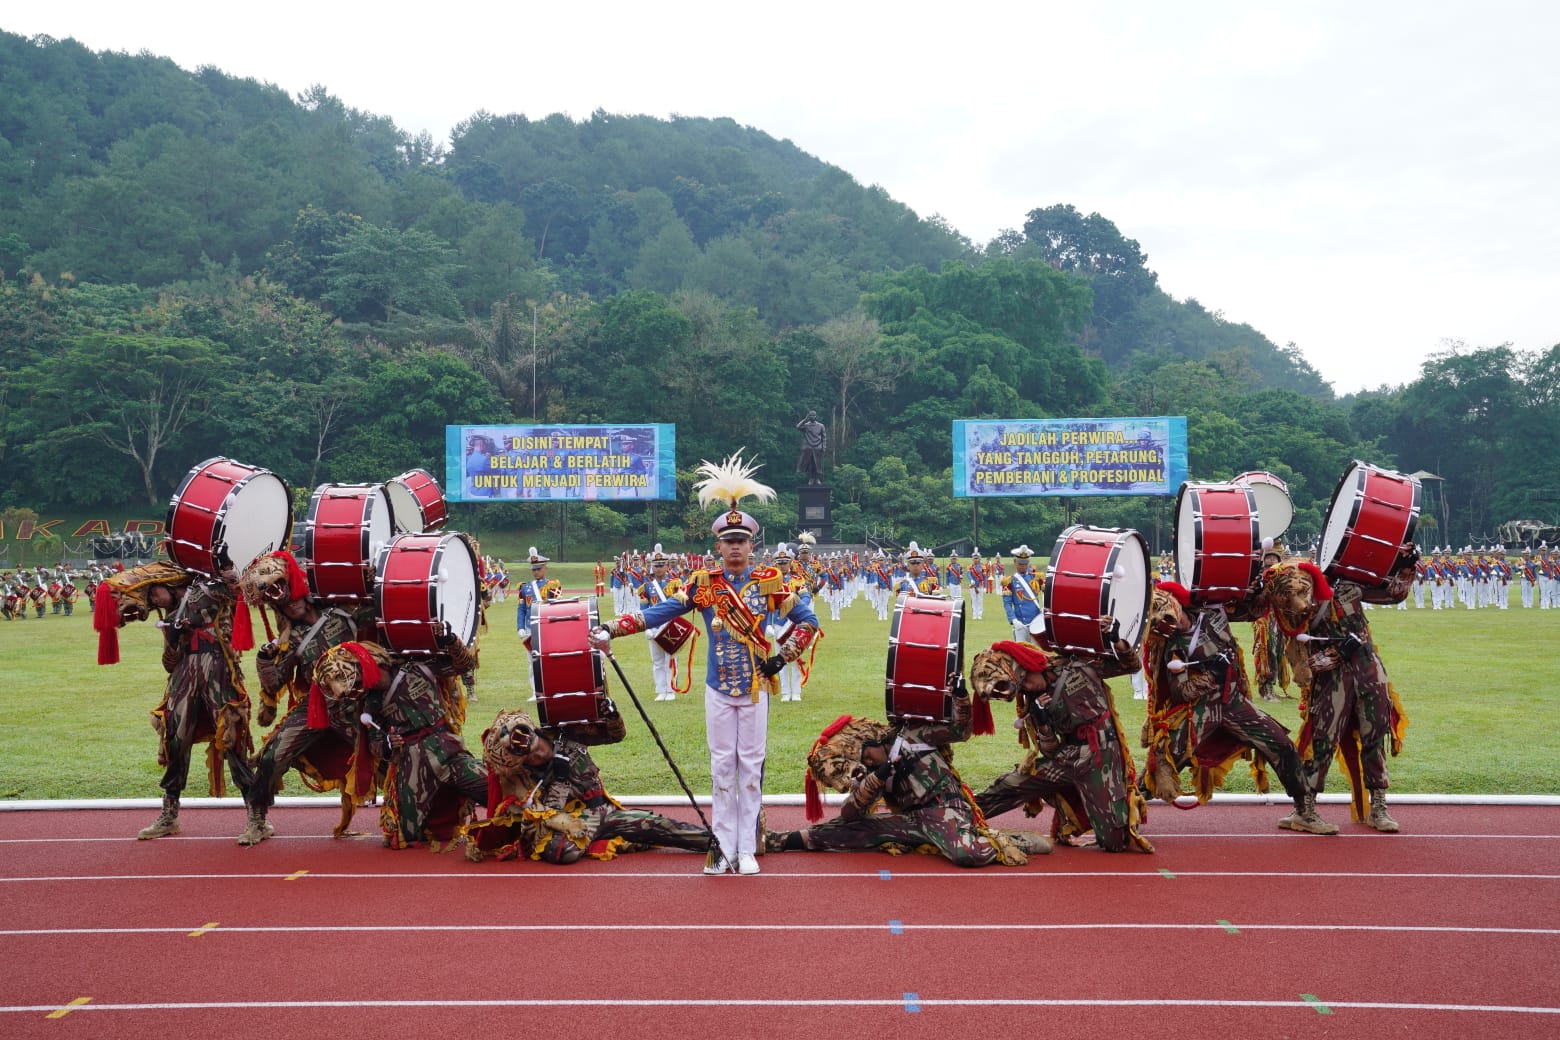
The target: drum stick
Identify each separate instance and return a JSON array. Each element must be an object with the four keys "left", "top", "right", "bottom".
[{"left": 599, "top": 645, "right": 721, "bottom": 860}]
